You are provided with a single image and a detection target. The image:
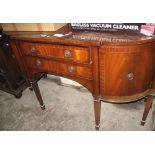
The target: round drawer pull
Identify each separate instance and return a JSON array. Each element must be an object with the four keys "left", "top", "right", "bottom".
[
  {"left": 64, "top": 50, "right": 71, "bottom": 57},
  {"left": 35, "top": 59, "right": 42, "bottom": 67},
  {"left": 127, "top": 73, "right": 134, "bottom": 80},
  {"left": 31, "top": 47, "right": 36, "bottom": 53},
  {"left": 68, "top": 66, "right": 75, "bottom": 73}
]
